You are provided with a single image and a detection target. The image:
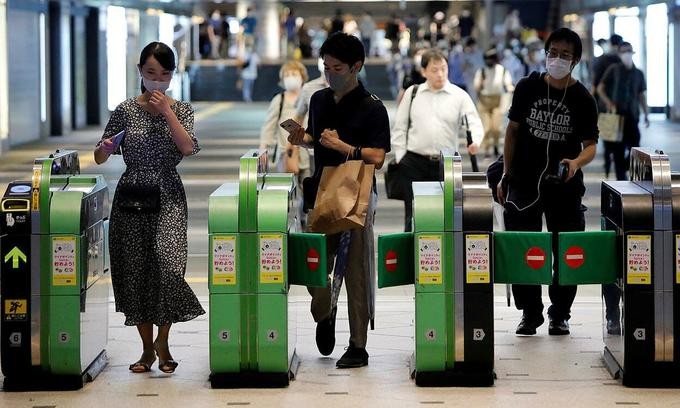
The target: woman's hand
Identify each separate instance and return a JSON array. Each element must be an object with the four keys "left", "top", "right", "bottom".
[
  {"left": 149, "top": 90, "right": 172, "bottom": 117},
  {"left": 99, "top": 138, "right": 117, "bottom": 155}
]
